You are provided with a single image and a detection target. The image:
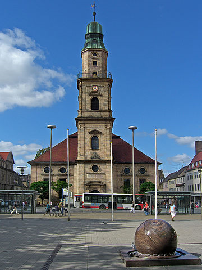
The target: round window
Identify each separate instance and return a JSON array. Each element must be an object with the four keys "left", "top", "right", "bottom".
[
  {"left": 44, "top": 167, "right": 49, "bottom": 173},
  {"left": 124, "top": 167, "right": 130, "bottom": 174},
  {"left": 140, "top": 167, "right": 146, "bottom": 174},
  {"left": 92, "top": 165, "right": 99, "bottom": 172},
  {"left": 59, "top": 167, "right": 66, "bottom": 174}
]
